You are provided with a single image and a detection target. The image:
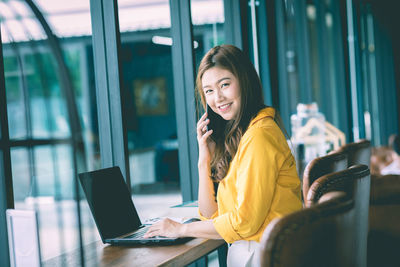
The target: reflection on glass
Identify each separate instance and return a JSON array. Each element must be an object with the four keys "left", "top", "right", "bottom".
[
  {"left": 10, "top": 148, "right": 30, "bottom": 201},
  {"left": 3, "top": 55, "right": 28, "bottom": 139},
  {"left": 306, "top": 2, "right": 320, "bottom": 102},
  {"left": 191, "top": 0, "right": 225, "bottom": 120},
  {"left": 191, "top": 0, "right": 225, "bottom": 68},
  {"left": 24, "top": 53, "right": 71, "bottom": 138},
  {"left": 307, "top": 0, "right": 342, "bottom": 128},
  {"left": 359, "top": 5, "right": 380, "bottom": 144},
  {"left": 324, "top": 8, "right": 340, "bottom": 126},
  {"left": 2, "top": 0, "right": 100, "bottom": 261},
  {"left": 115, "top": 0, "right": 225, "bottom": 221},
  {"left": 117, "top": 0, "right": 182, "bottom": 221},
  {"left": 283, "top": 0, "right": 300, "bottom": 114},
  {"left": 283, "top": 0, "right": 344, "bottom": 130}
]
